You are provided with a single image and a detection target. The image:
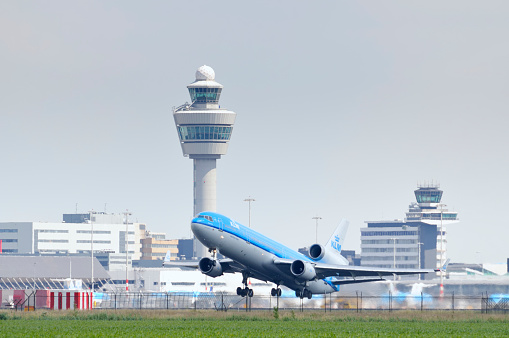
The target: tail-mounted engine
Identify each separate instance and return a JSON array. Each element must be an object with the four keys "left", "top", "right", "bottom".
[
  {"left": 309, "top": 243, "right": 347, "bottom": 265},
  {"left": 198, "top": 257, "right": 223, "bottom": 277},
  {"left": 309, "top": 244, "right": 326, "bottom": 260},
  {"left": 290, "top": 260, "right": 316, "bottom": 281}
]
